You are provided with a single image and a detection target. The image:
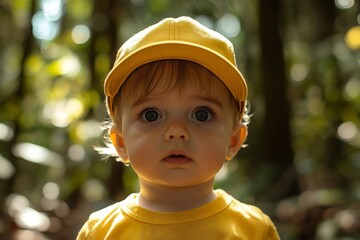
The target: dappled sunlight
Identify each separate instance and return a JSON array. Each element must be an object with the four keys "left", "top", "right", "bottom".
[
  {"left": 195, "top": 14, "right": 242, "bottom": 39},
  {"left": 0, "top": 123, "right": 14, "bottom": 141},
  {"left": 47, "top": 54, "right": 81, "bottom": 77},
  {"left": 12, "top": 230, "right": 49, "bottom": 240},
  {"left": 6, "top": 194, "right": 30, "bottom": 218},
  {"left": 345, "top": 26, "right": 360, "bottom": 50},
  {"left": 318, "top": 208, "right": 360, "bottom": 237},
  {"left": 25, "top": 54, "right": 45, "bottom": 75},
  {"left": 215, "top": 14, "right": 241, "bottom": 38},
  {"left": 276, "top": 189, "right": 360, "bottom": 238},
  {"left": 5, "top": 193, "right": 71, "bottom": 239},
  {"left": 81, "top": 179, "right": 107, "bottom": 202},
  {"left": 276, "top": 198, "right": 305, "bottom": 223},
  {"left": 335, "top": 0, "right": 355, "bottom": 9},
  {"left": 41, "top": 0, "right": 63, "bottom": 21},
  {"left": 0, "top": 155, "right": 15, "bottom": 179},
  {"left": 58, "top": 55, "right": 81, "bottom": 76},
  {"left": 299, "top": 189, "right": 343, "bottom": 207},
  {"left": 32, "top": 0, "right": 63, "bottom": 41},
  {"left": 335, "top": 209, "right": 359, "bottom": 232},
  {"left": 33, "top": 0, "right": 63, "bottom": 40},
  {"left": 72, "top": 25, "right": 91, "bottom": 44},
  {"left": 42, "top": 182, "right": 60, "bottom": 201},
  {"left": 68, "top": 144, "right": 86, "bottom": 162},
  {"left": 12, "top": 143, "right": 64, "bottom": 169},
  {"left": 15, "top": 207, "right": 51, "bottom": 232},
  {"left": 42, "top": 98, "right": 84, "bottom": 128},
  {"left": 195, "top": 15, "right": 214, "bottom": 29},
  {"left": 32, "top": 11, "right": 59, "bottom": 41},
  {"left": 290, "top": 63, "right": 309, "bottom": 82},
  {"left": 75, "top": 120, "right": 103, "bottom": 141},
  {"left": 337, "top": 121, "right": 358, "bottom": 142},
  {"left": 343, "top": 77, "right": 360, "bottom": 100},
  {"left": 333, "top": 40, "right": 351, "bottom": 61}
]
